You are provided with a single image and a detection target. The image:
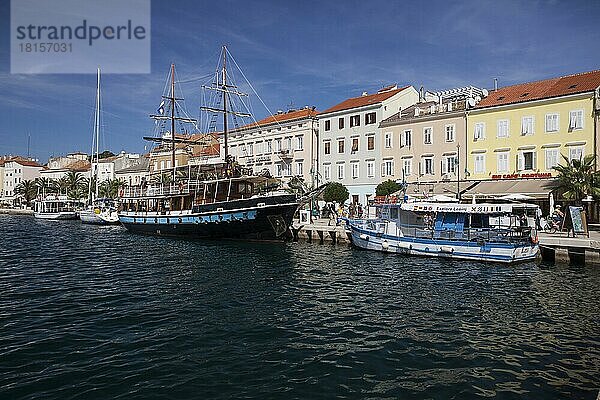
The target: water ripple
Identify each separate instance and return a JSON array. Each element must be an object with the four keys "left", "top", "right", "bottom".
[{"left": 0, "top": 216, "right": 598, "bottom": 399}]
